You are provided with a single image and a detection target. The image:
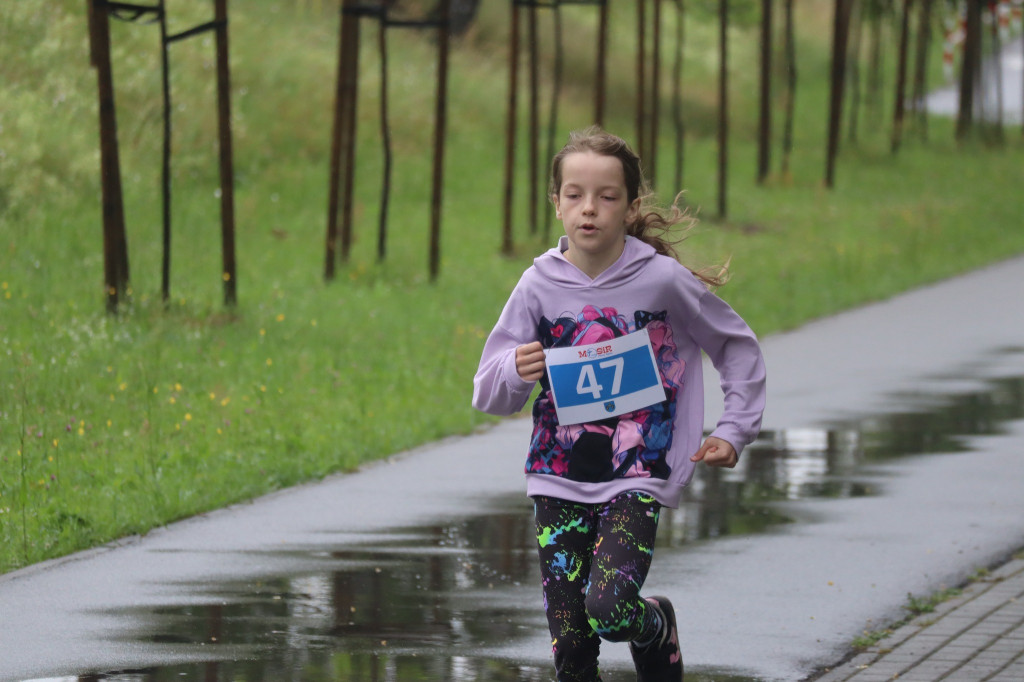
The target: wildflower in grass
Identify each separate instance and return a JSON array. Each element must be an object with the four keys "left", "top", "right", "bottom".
[
  {"left": 260, "top": 329, "right": 266, "bottom": 337},
  {"left": 169, "top": 397, "right": 176, "bottom": 405},
  {"left": 220, "top": 397, "right": 230, "bottom": 406},
  {"left": 185, "top": 413, "right": 192, "bottom": 422},
  {"left": 276, "top": 314, "right": 285, "bottom": 322},
  {"left": 52, "top": 439, "right": 58, "bottom": 449},
  {"left": 175, "top": 383, "right": 182, "bottom": 392},
  {"left": 266, "top": 358, "right": 273, "bottom": 366},
  {"left": 119, "top": 382, "right": 127, "bottom": 391}
]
